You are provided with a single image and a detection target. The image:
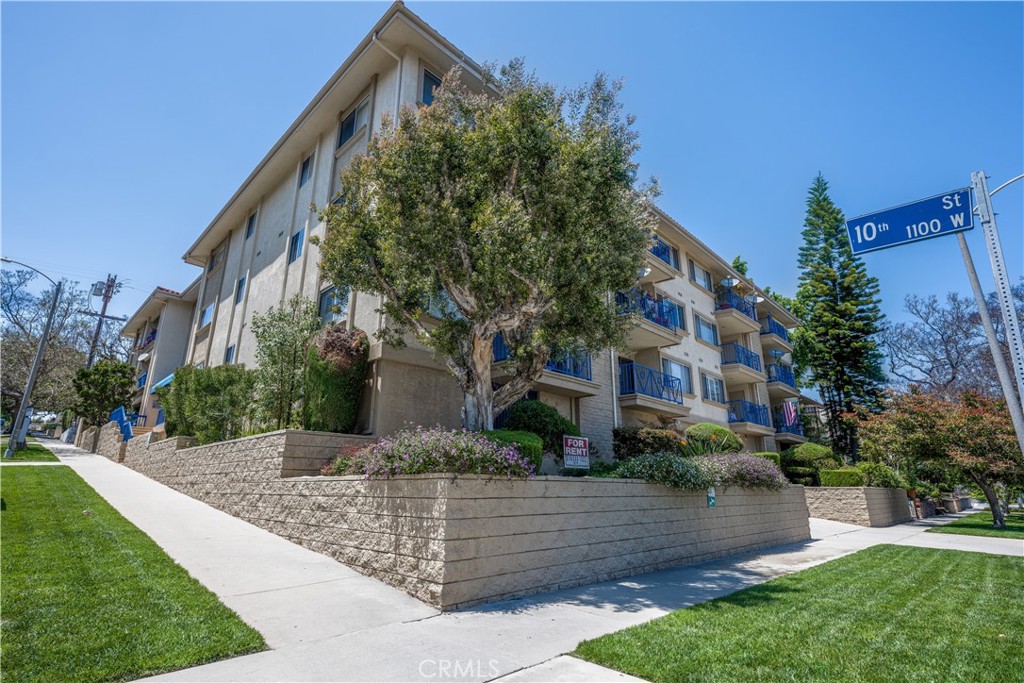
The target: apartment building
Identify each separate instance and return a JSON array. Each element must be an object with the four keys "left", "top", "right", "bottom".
[
  {"left": 121, "top": 280, "right": 199, "bottom": 428},
  {"left": 170, "top": 1, "right": 806, "bottom": 457}
]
